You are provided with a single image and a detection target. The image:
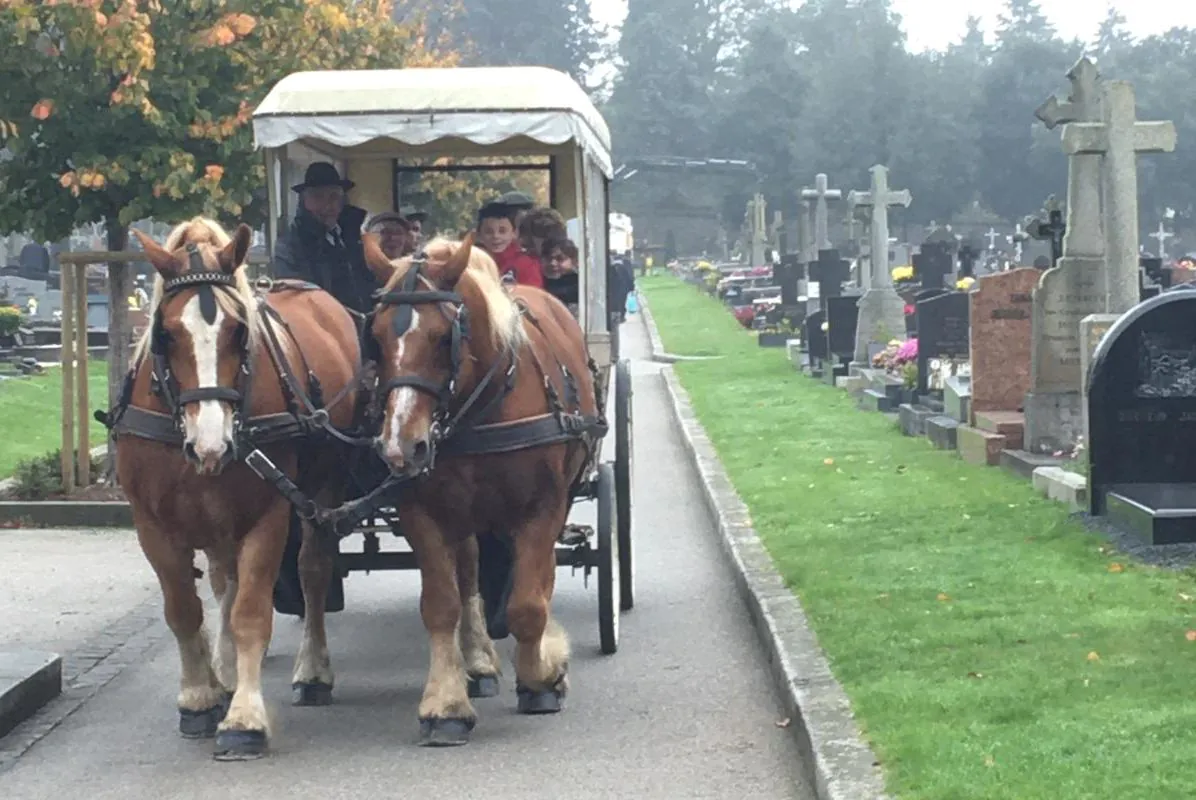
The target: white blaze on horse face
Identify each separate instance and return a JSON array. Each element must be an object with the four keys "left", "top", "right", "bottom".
[
  {"left": 180, "top": 294, "right": 233, "bottom": 459},
  {"left": 383, "top": 308, "right": 424, "bottom": 459}
]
